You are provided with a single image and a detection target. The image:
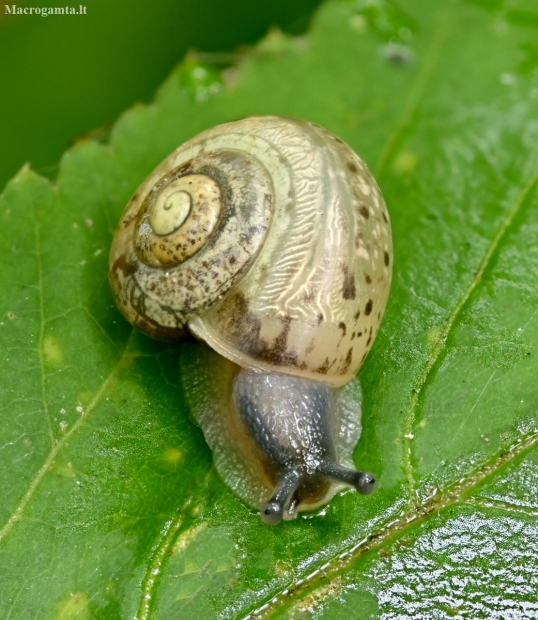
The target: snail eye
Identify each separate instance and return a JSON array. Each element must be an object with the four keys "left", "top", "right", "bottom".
[{"left": 109, "top": 116, "right": 392, "bottom": 520}]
